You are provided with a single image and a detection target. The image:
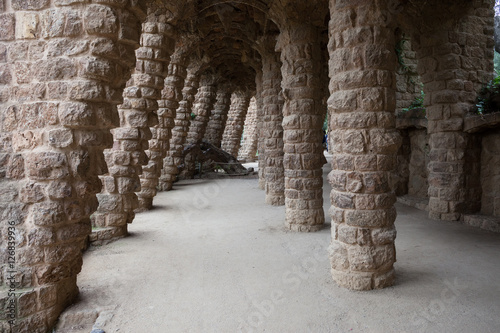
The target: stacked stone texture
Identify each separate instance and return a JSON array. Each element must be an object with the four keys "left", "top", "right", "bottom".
[
  {"left": 180, "top": 78, "right": 217, "bottom": 179},
  {"left": 416, "top": 1, "right": 494, "bottom": 221},
  {"left": 91, "top": 20, "right": 173, "bottom": 242},
  {"left": 221, "top": 91, "right": 251, "bottom": 158},
  {"left": 159, "top": 65, "right": 199, "bottom": 190},
  {"left": 393, "top": 130, "right": 410, "bottom": 196},
  {"left": 255, "top": 69, "right": 267, "bottom": 190},
  {"left": 136, "top": 56, "right": 184, "bottom": 211},
  {"left": 186, "top": 78, "right": 217, "bottom": 145},
  {"left": 261, "top": 54, "right": 285, "bottom": 206},
  {"left": 327, "top": 0, "right": 401, "bottom": 290},
  {"left": 204, "top": 85, "right": 233, "bottom": 147},
  {"left": 0, "top": 0, "right": 143, "bottom": 330},
  {"left": 481, "top": 132, "right": 500, "bottom": 217},
  {"left": 395, "top": 38, "right": 422, "bottom": 113},
  {"left": 152, "top": 59, "right": 187, "bottom": 192},
  {"left": 238, "top": 97, "right": 259, "bottom": 162},
  {"left": 279, "top": 25, "right": 325, "bottom": 231}
]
